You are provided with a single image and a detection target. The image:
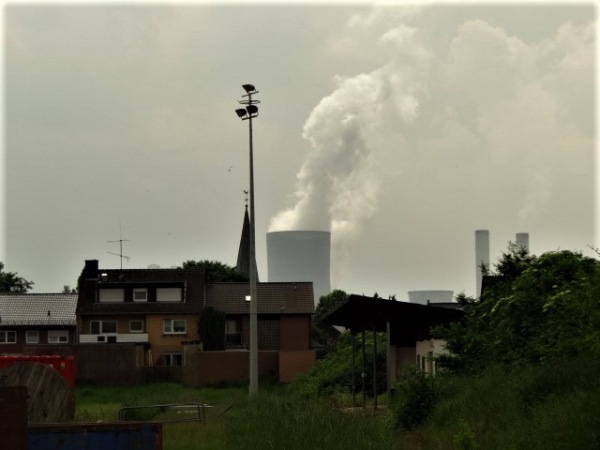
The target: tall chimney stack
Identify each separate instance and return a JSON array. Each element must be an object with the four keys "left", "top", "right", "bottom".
[
  {"left": 515, "top": 232, "right": 529, "bottom": 253},
  {"left": 475, "top": 230, "right": 490, "bottom": 298}
]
